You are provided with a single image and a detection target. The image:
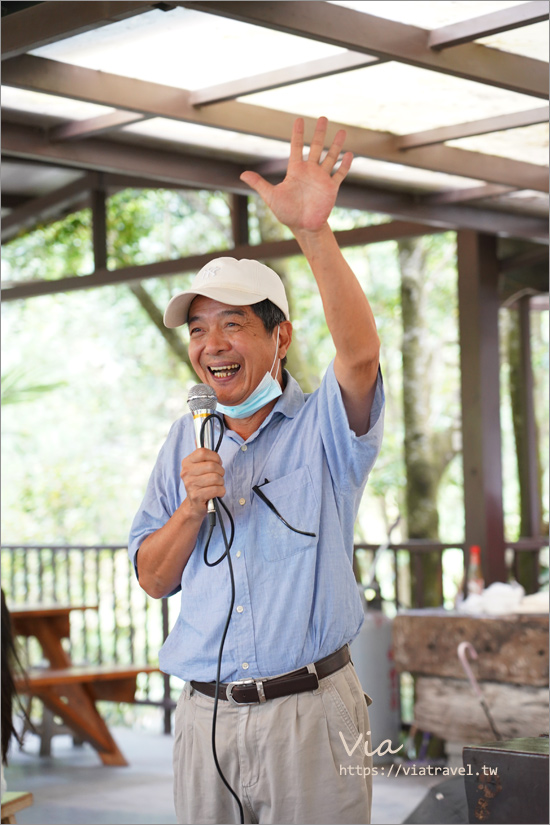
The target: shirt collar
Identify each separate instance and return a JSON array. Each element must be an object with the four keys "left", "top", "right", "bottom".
[
  {"left": 224, "top": 370, "right": 304, "bottom": 444},
  {"left": 271, "top": 370, "right": 304, "bottom": 420}
]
